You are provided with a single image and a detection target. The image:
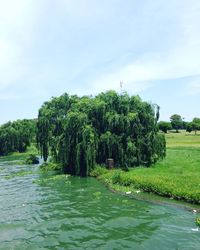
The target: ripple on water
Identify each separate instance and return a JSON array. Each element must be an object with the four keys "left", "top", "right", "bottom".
[{"left": 0, "top": 163, "right": 200, "bottom": 250}]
